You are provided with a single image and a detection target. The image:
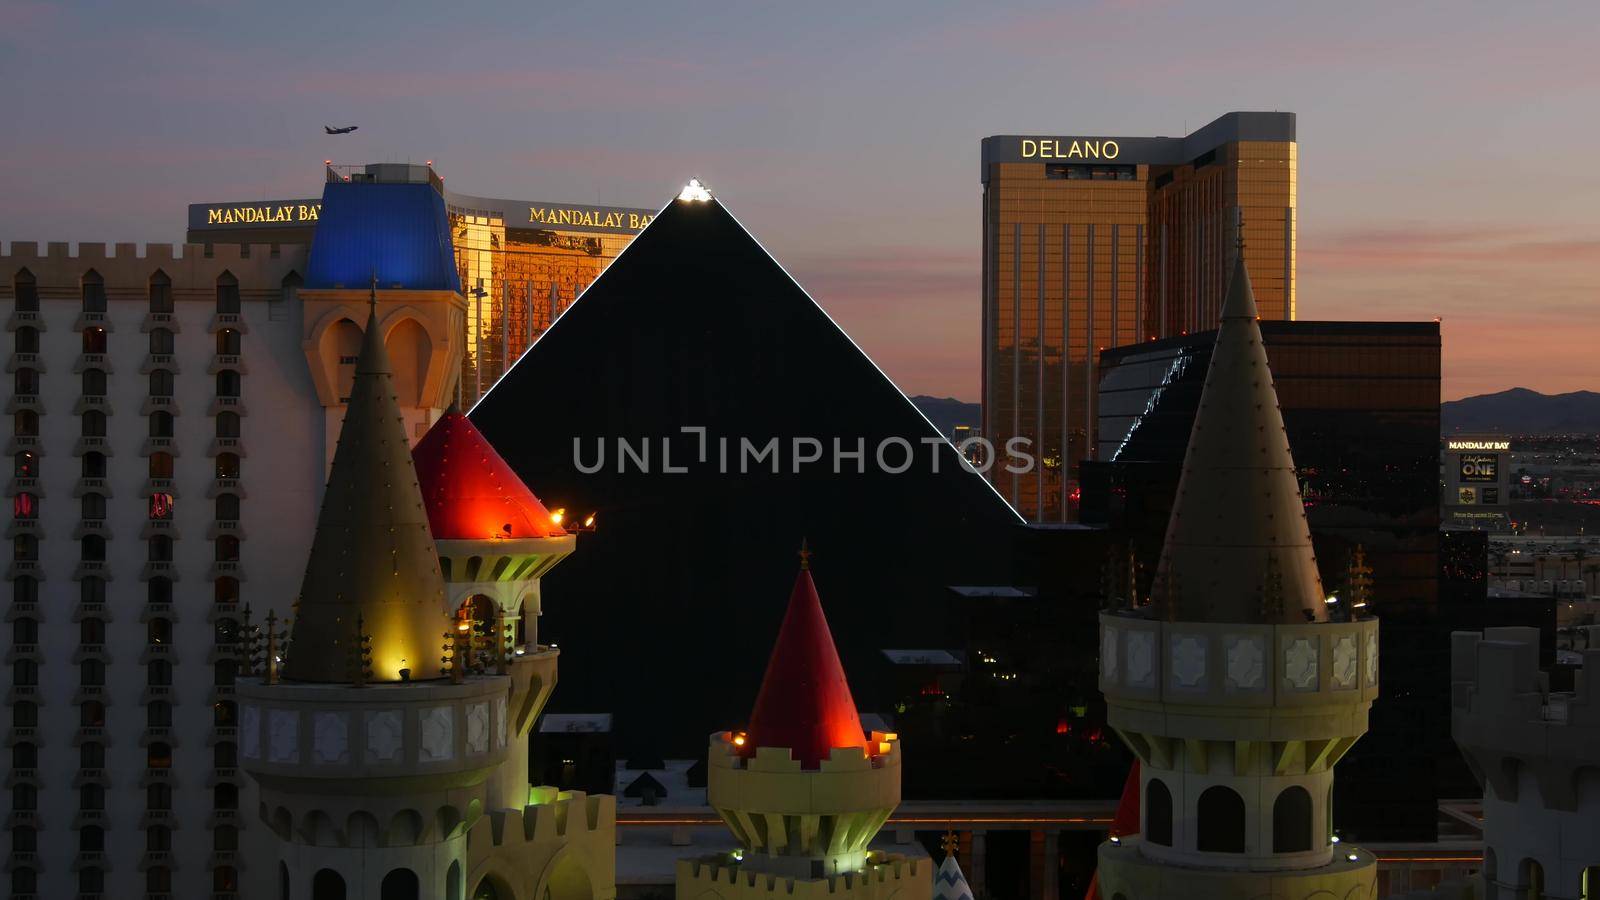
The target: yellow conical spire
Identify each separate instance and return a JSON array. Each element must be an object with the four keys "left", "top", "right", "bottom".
[
  {"left": 1152, "top": 253, "right": 1324, "bottom": 624},
  {"left": 283, "top": 289, "right": 451, "bottom": 682}
]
